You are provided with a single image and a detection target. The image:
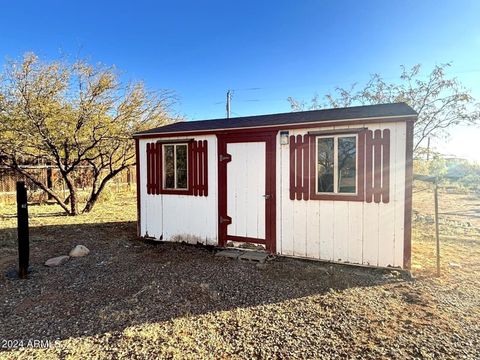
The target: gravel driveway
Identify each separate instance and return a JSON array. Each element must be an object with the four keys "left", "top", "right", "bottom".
[{"left": 0, "top": 219, "right": 478, "bottom": 359}]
